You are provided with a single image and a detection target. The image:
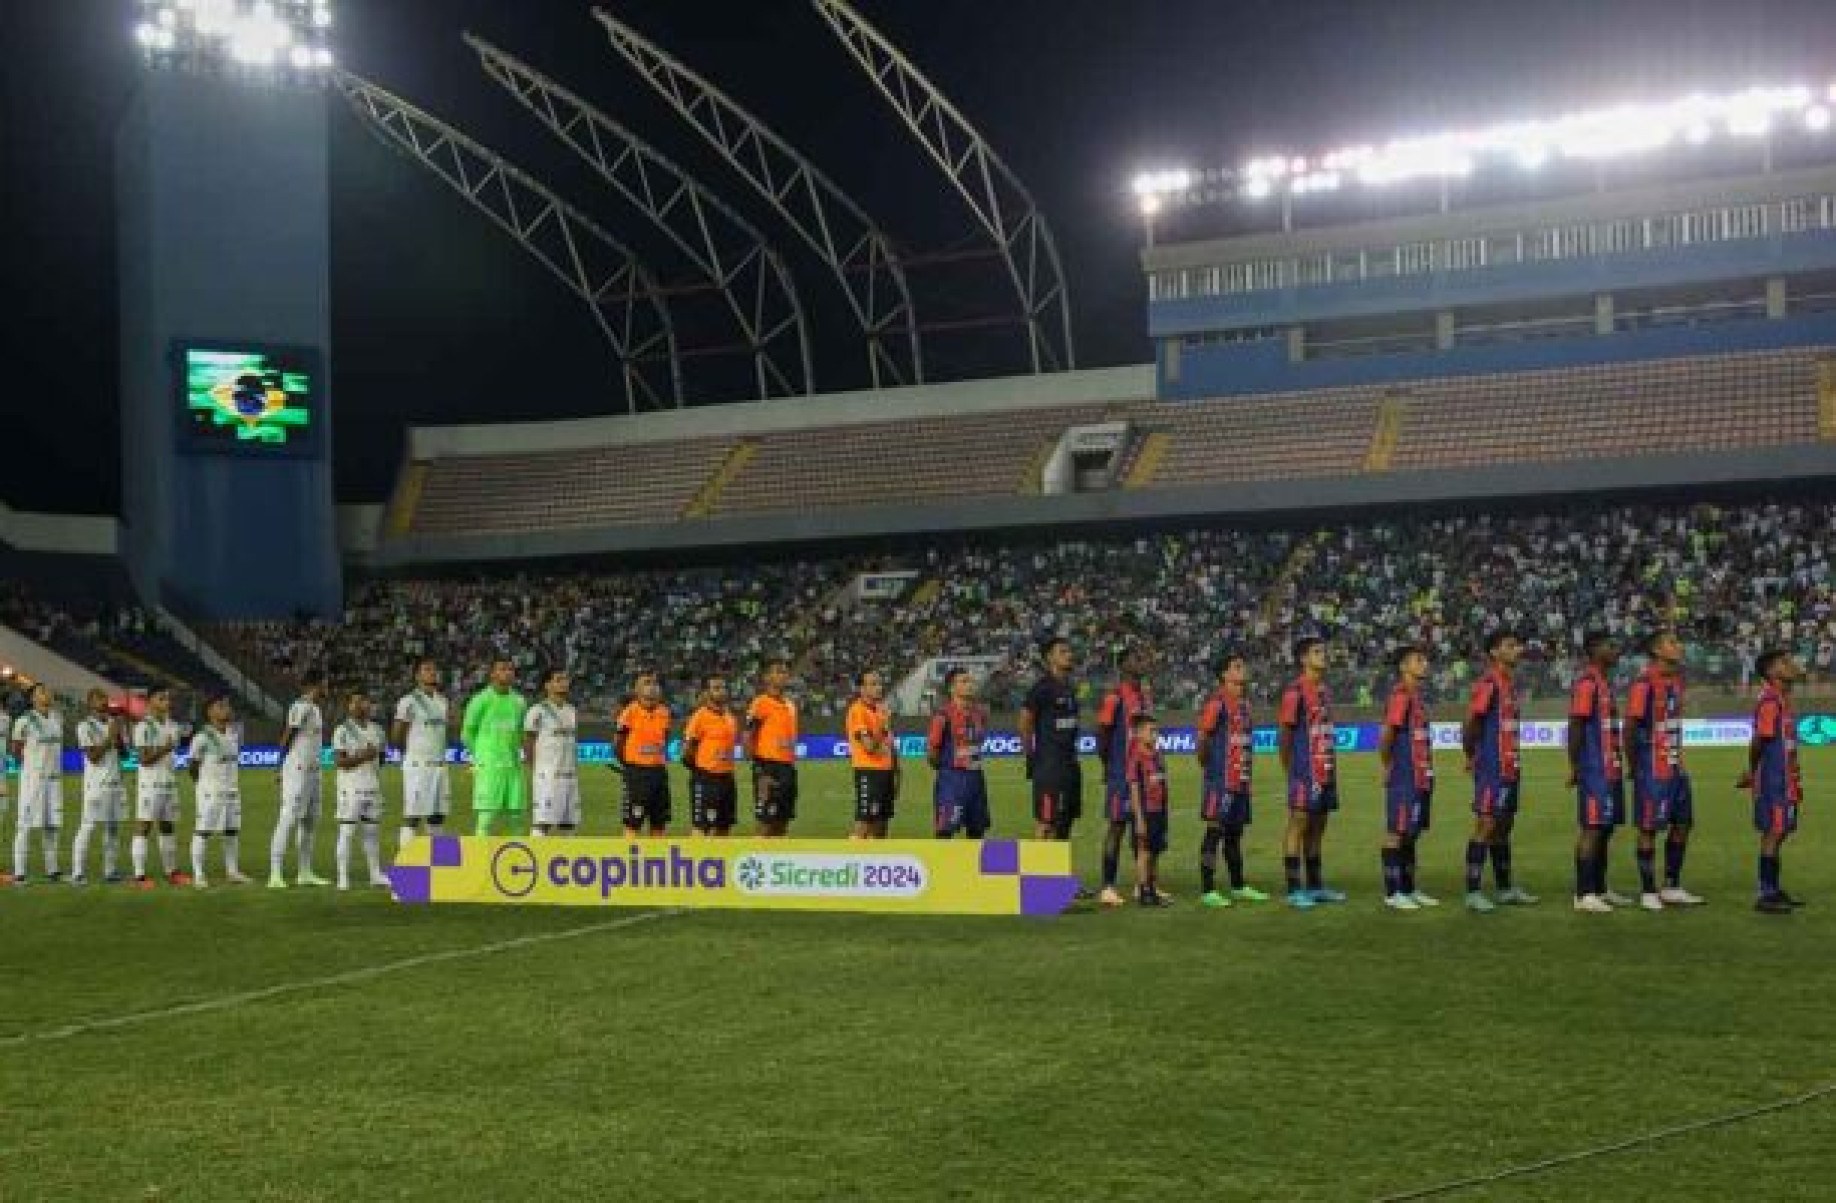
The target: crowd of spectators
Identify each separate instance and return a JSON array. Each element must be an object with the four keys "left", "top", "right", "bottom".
[{"left": 210, "top": 496, "right": 1836, "bottom": 719}]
